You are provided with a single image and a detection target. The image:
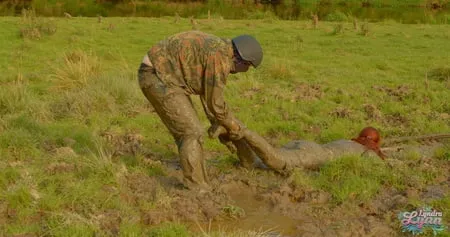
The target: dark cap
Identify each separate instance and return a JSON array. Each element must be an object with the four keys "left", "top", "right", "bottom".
[{"left": 232, "top": 35, "right": 263, "bottom": 68}]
